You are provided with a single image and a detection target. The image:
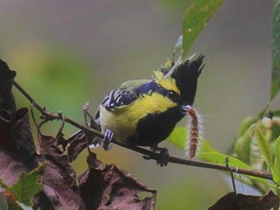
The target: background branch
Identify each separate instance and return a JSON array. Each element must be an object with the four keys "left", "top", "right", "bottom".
[{"left": 13, "top": 81, "right": 273, "bottom": 181}]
